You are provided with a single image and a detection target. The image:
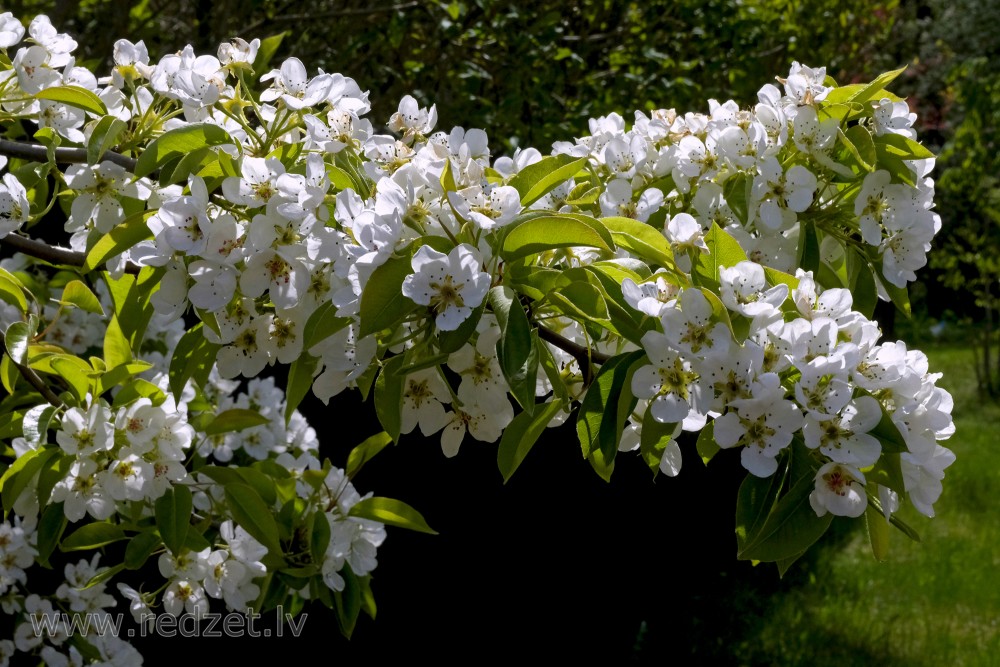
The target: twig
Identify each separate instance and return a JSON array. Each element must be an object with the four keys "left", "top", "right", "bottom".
[
  {"left": 0, "top": 333, "right": 64, "bottom": 407},
  {"left": 0, "top": 139, "right": 138, "bottom": 172},
  {"left": 537, "top": 324, "right": 611, "bottom": 385},
  {"left": 2, "top": 233, "right": 142, "bottom": 275}
]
